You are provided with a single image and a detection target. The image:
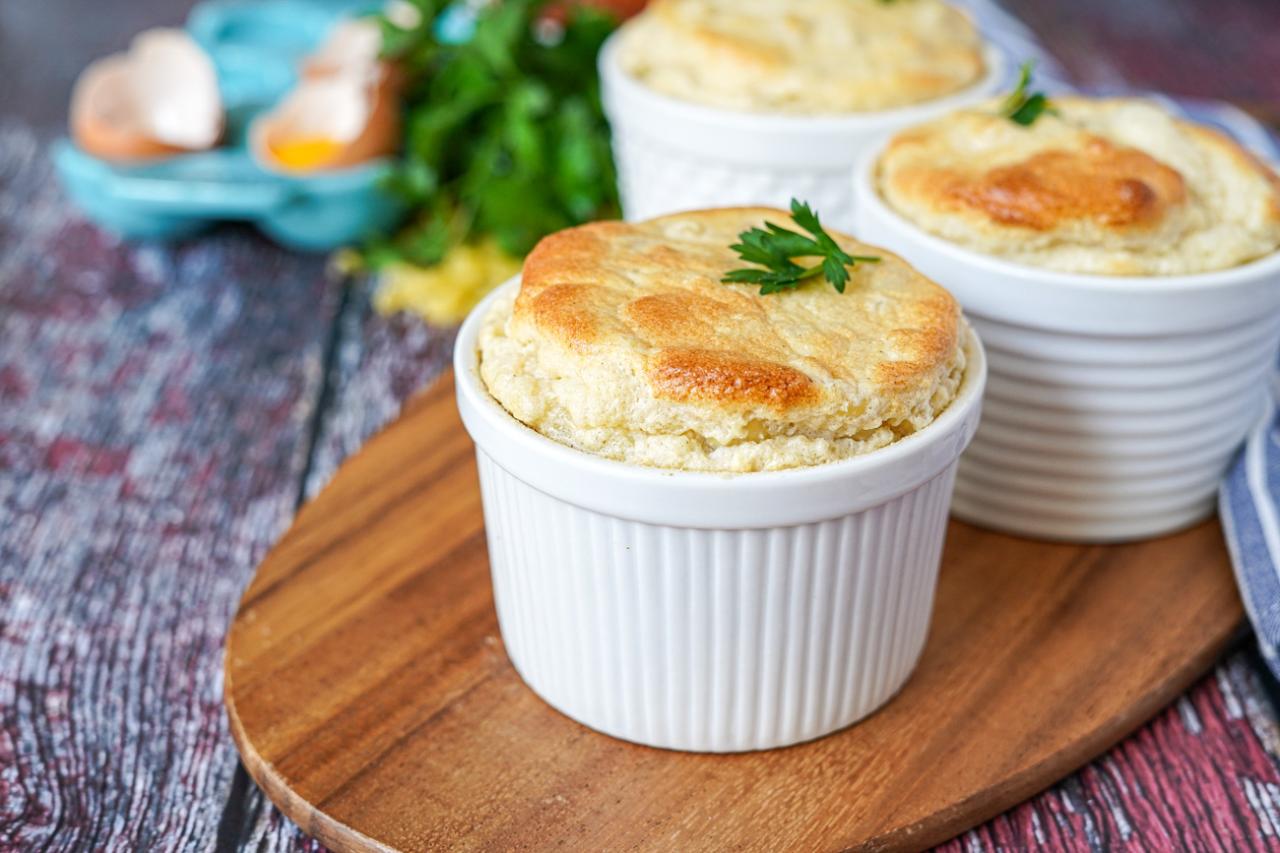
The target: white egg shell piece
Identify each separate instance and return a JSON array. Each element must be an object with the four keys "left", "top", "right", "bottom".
[
  {"left": 73, "top": 55, "right": 140, "bottom": 133},
  {"left": 126, "top": 28, "right": 222, "bottom": 149},
  {"left": 309, "top": 18, "right": 384, "bottom": 81},
  {"left": 267, "top": 77, "right": 373, "bottom": 146}
]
